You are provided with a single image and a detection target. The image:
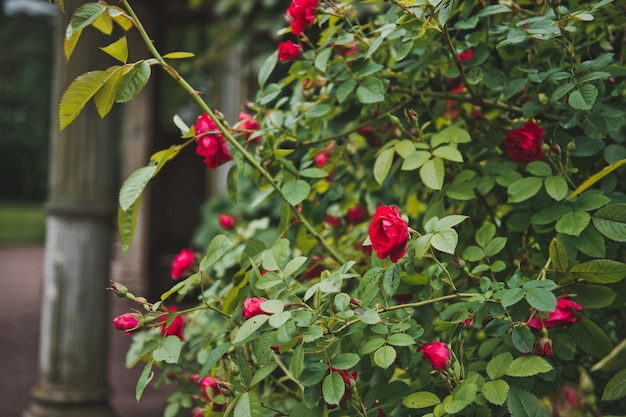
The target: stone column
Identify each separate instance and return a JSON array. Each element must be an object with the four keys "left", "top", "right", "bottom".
[{"left": 24, "top": 1, "right": 118, "bottom": 416}]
